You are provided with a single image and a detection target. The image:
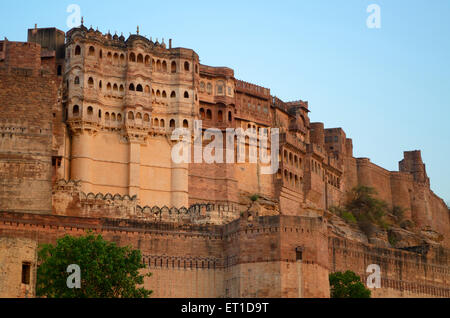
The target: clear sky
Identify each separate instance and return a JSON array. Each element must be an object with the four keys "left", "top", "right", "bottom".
[{"left": 1, "top": 0, "right": 449, "bottom": 203}]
